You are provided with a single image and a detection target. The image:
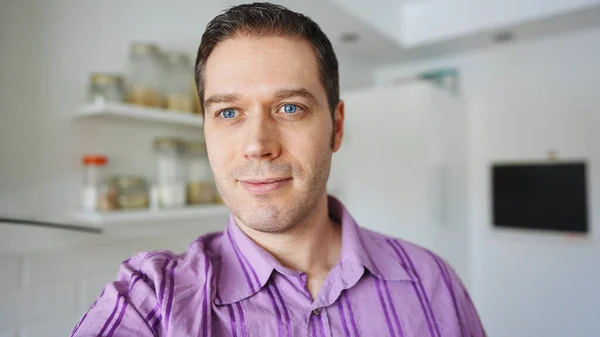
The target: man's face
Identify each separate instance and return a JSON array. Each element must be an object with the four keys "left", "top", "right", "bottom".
[{"left": 203, "top": 36, "right": 344, "bottom": 233}]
